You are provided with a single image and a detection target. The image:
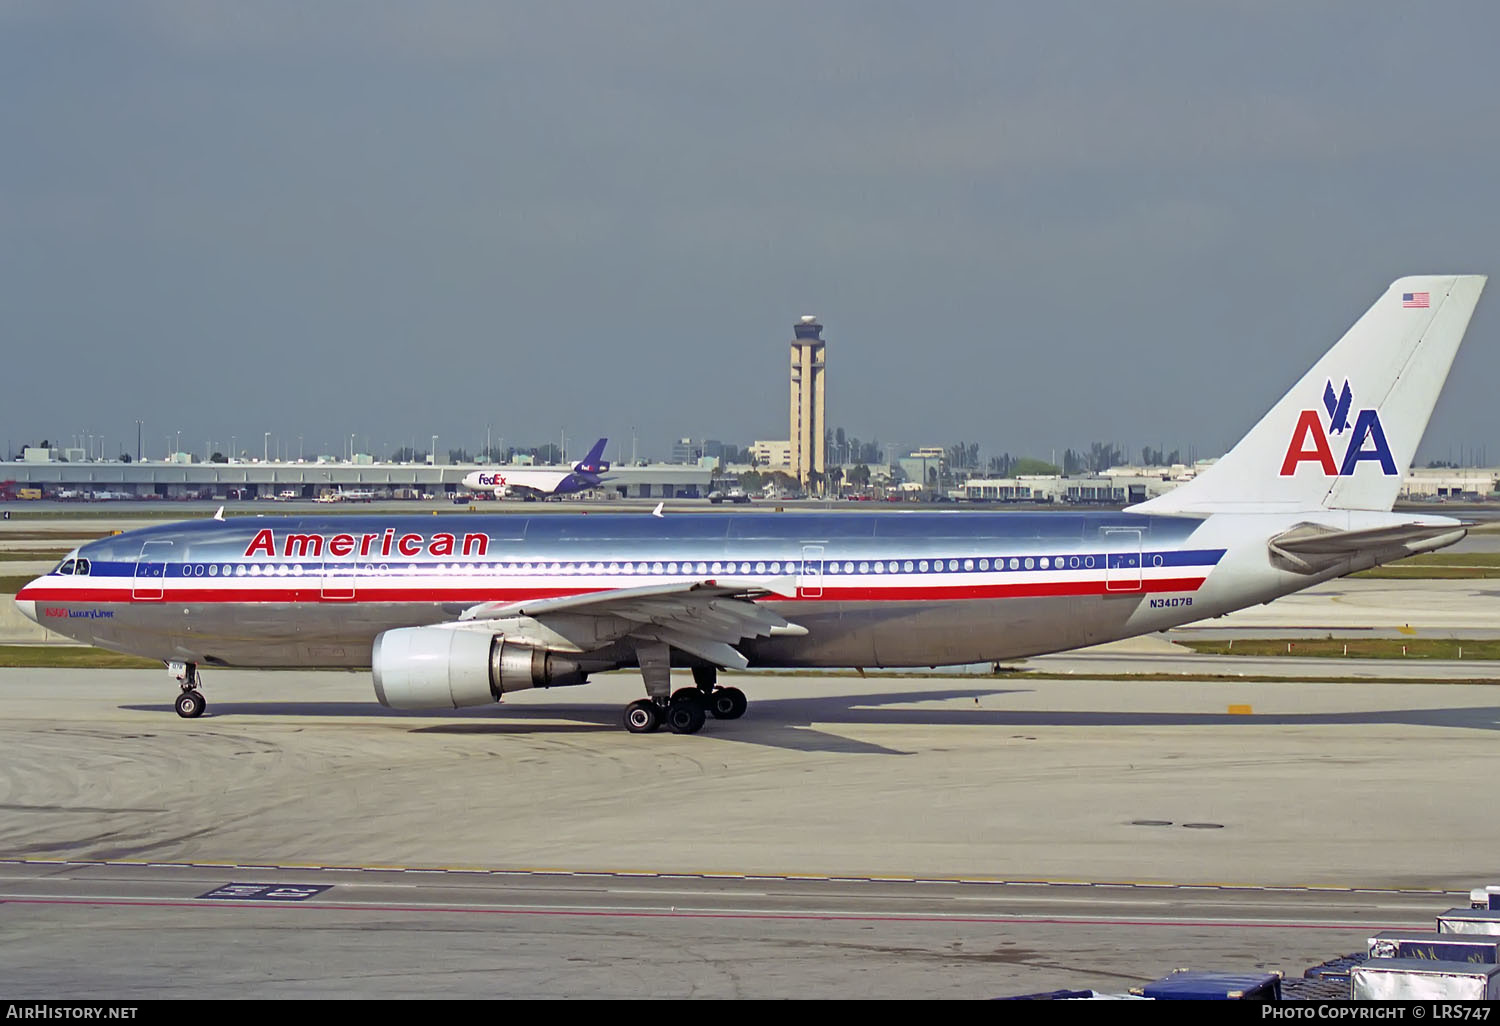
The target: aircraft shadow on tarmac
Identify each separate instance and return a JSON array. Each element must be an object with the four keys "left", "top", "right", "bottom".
[{"left": 119, "top": 690, "right": 1500, "bottom": 756}]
